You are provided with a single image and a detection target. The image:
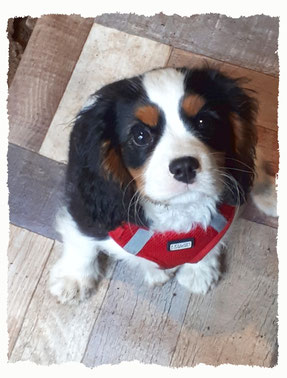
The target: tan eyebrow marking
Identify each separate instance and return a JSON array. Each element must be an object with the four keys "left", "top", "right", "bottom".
[
  {"left": 135, "top": 105, "right": 159, "bottom": 127},
  {"left": 182, "top": 94, "right": 206, "bottom": 117}
]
